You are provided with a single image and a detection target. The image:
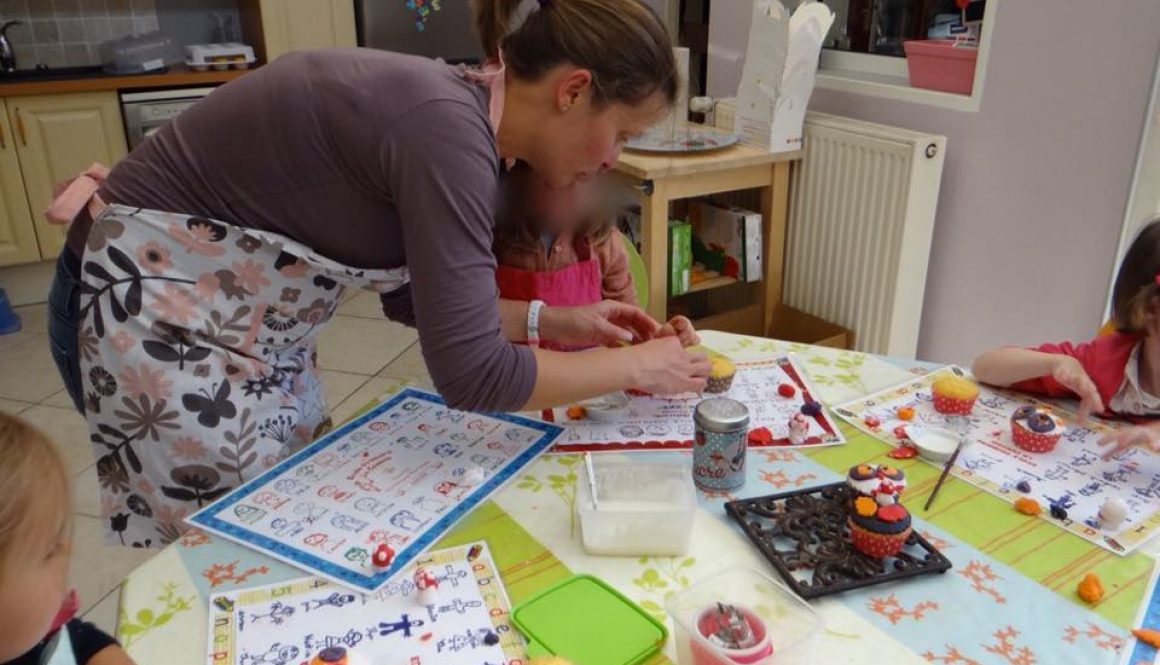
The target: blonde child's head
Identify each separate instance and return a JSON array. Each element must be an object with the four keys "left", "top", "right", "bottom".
[
  {"left": 1112, "top": 217, "right": 1160, "bottom": 335},
  {"left": 494, "top": 161, "right": 614, "bottom": 252},
  {"left": 0, "top": 412, "right": 74, "bottom": 660}
]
